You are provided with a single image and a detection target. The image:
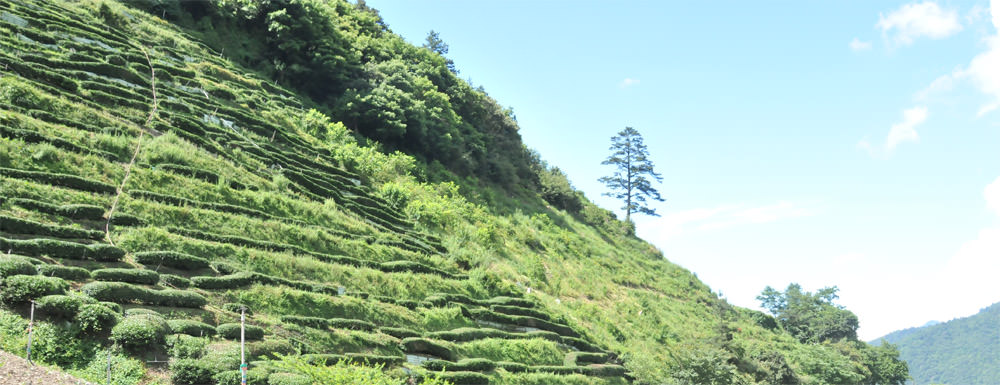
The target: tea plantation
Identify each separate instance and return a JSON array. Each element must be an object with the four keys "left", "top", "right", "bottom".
[{"left": 0, "top": 1, "right": 904, "bottom": 384}]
